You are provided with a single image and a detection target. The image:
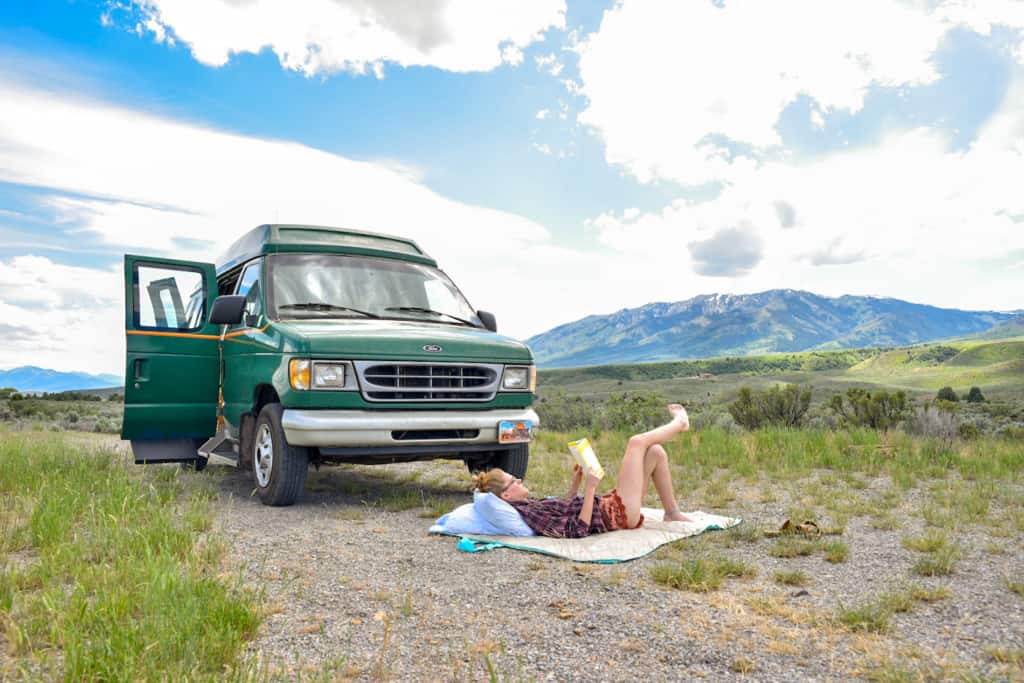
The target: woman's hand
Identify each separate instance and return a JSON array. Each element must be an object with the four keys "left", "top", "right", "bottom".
[{"left": 585, "top": 469, "right": 602, "bottom": 491}]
